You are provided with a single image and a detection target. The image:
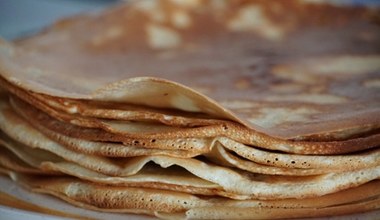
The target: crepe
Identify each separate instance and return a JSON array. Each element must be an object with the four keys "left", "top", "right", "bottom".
[
  {"left": 1, "top": 166, "right": 380, "bottom": 219},
  {"left": 1, "top": 143, "right": 380, "bottom": 218},
  {"left": 10, "top": 93, "right": 380, "bottom": 155},
  {"left": 1, "top": 96, "right": 379, "bottom": 201},
  {"left": 0, "top": 0, "right": 379, "bottom": 141},
  {"left": 0, "top": 0, "right": 379, "bottom": 219},
  {"left": 3, "top": 96, "right": 379, "bottom": 174}
]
